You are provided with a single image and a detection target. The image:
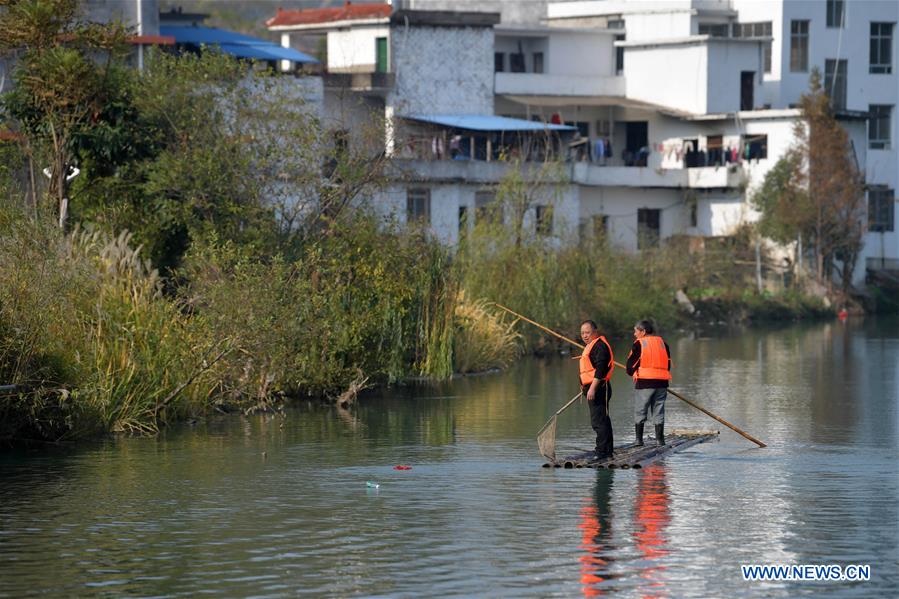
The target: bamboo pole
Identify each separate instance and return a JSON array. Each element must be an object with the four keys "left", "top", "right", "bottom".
[{"left": 494, "top": 303, "right": 767, "bottom": 448}]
